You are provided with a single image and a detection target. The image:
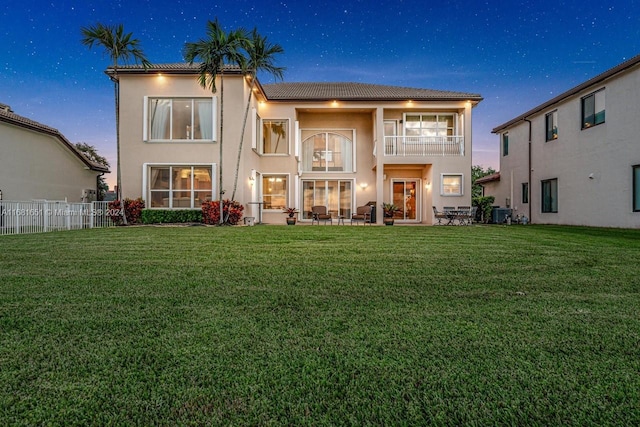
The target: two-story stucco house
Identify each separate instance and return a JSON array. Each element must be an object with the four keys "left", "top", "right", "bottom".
[
  {"left": 490, "top": 54, "right": 640, "bottom": 229},
  {"left": 113, "top": 64, "right": 482, "bottom": 224},
  {"left": 0, "top": 103, "right": 109, "bottom": 202}
]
